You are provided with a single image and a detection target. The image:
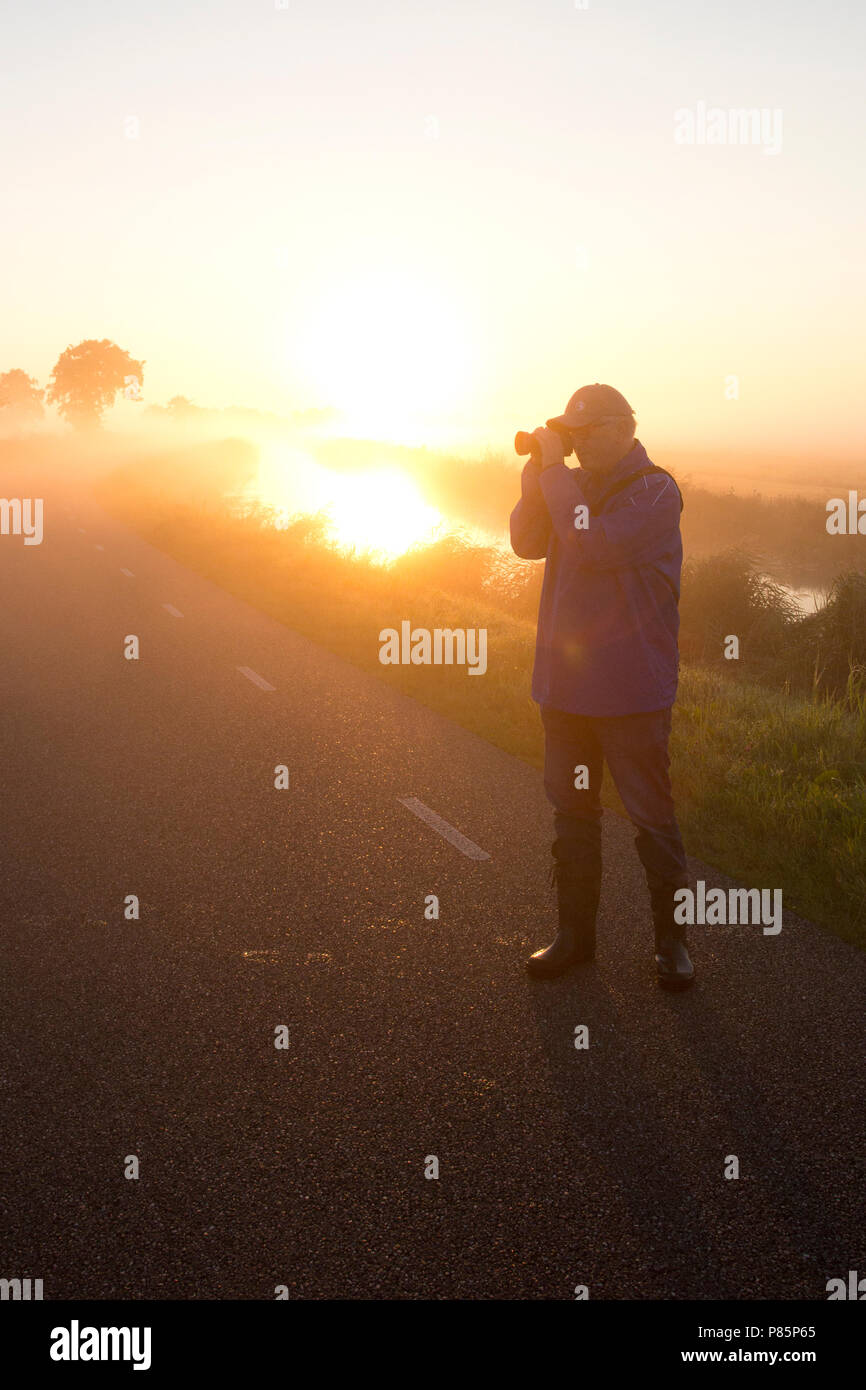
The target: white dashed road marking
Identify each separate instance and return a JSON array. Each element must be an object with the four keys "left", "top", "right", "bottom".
[
  {"left": 163, "top": 604, "right": 183, "bottom": 618},
  {"left": 94, "top": 544, "right": 104, "bottom": 551},
  {"left": 398, "top": 797, "right": 490, "bottom": 861},
  {"left": 237, "top": 666, "right": 276, "bottom": 691},
  {"left": 120, "top": 568, "right": 135, "bottom": 578}
]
